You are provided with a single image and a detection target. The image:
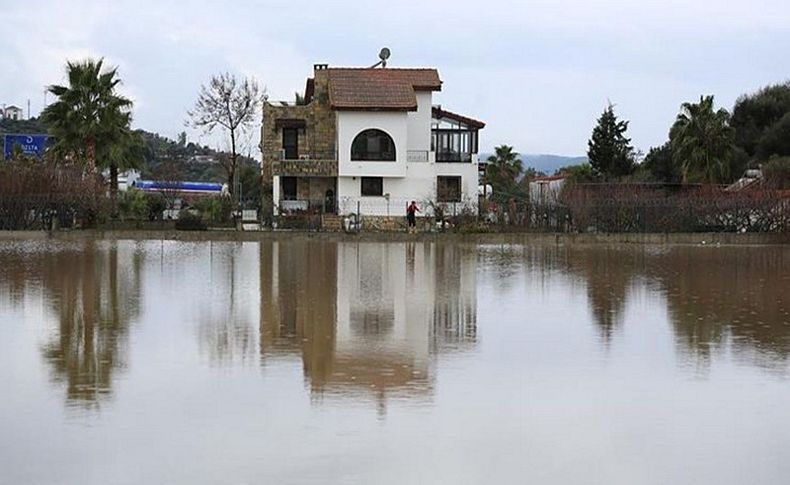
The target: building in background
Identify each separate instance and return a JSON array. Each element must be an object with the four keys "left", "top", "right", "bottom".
[
  {"left": 261, "top": 61, "right": 485, "bottom": 221},
  {"left": 529, "top": 174, "right": 568, "bottom": 206},
  {"left": 2, "top": 105, "right": 24, "bottom": 120}
]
